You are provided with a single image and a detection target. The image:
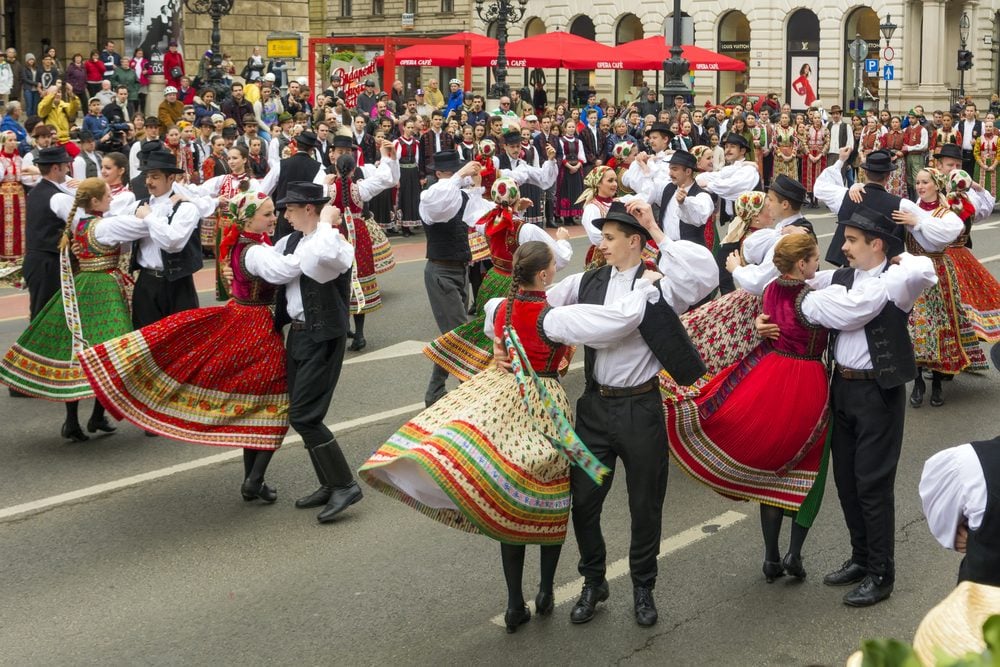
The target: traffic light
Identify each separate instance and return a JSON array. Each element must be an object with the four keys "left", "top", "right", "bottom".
[{"left": 958, "top": 49, "right": 975, "bottom": 71}]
